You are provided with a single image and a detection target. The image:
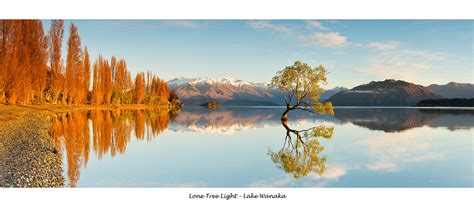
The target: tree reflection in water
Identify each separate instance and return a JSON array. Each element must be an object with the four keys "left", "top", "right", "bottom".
[
  {"left": 268, "top": 121, "right": 334, "bottom": 179},
  {"left": 49, "top": 109, "right": 176, "bottom": 187}
]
